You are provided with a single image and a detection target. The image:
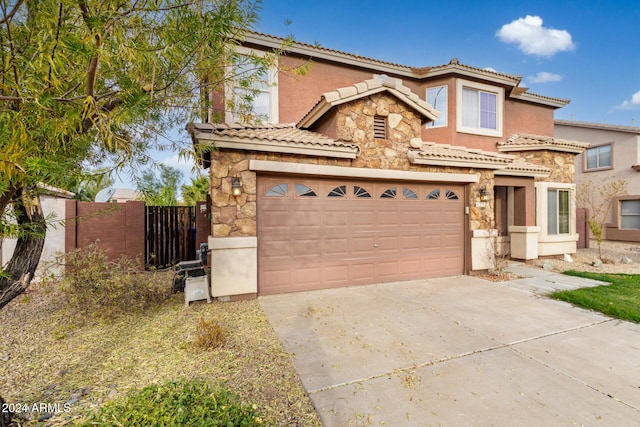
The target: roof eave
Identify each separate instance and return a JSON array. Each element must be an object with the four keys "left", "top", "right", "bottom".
[
  {"left": 495, "top": 169, "right": 551, "bottom": 178},
  {"left": 415, "top": 64, "right": 520, "bottom": 87},
  {"left": 407, "top": 151, "right": 511, "bottom": 170},
  {"left": 244, "top": 32, "right": 411, "bottom": 76},
  {"left": 192, "top": 132, "right": 359, "bottom": 159},
  {"left": 497, "top": 144, "right": 587, "bottom": 154},
  {"left": 510, "top": 92, "right": 570, "bottom": 108}
]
